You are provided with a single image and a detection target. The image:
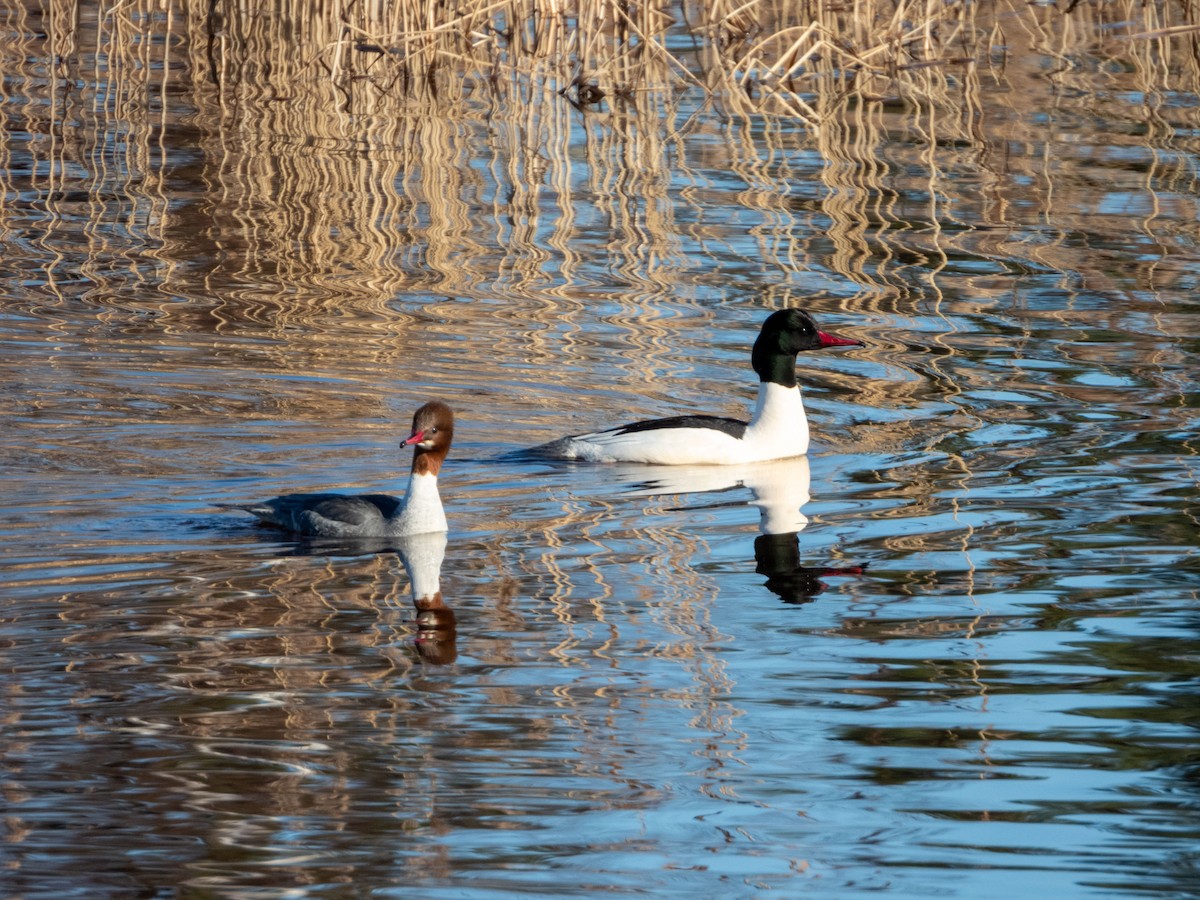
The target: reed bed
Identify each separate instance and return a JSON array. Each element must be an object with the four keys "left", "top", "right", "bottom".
[
  {"left": 34, "top": 0, "right": 1193, "bottom": 125},
  {"left": 180, "top": 0, "right": 1200, "bottom": 121},
  {"left": 5, "top": 0, "right": 1199, "bottom": 337}
]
